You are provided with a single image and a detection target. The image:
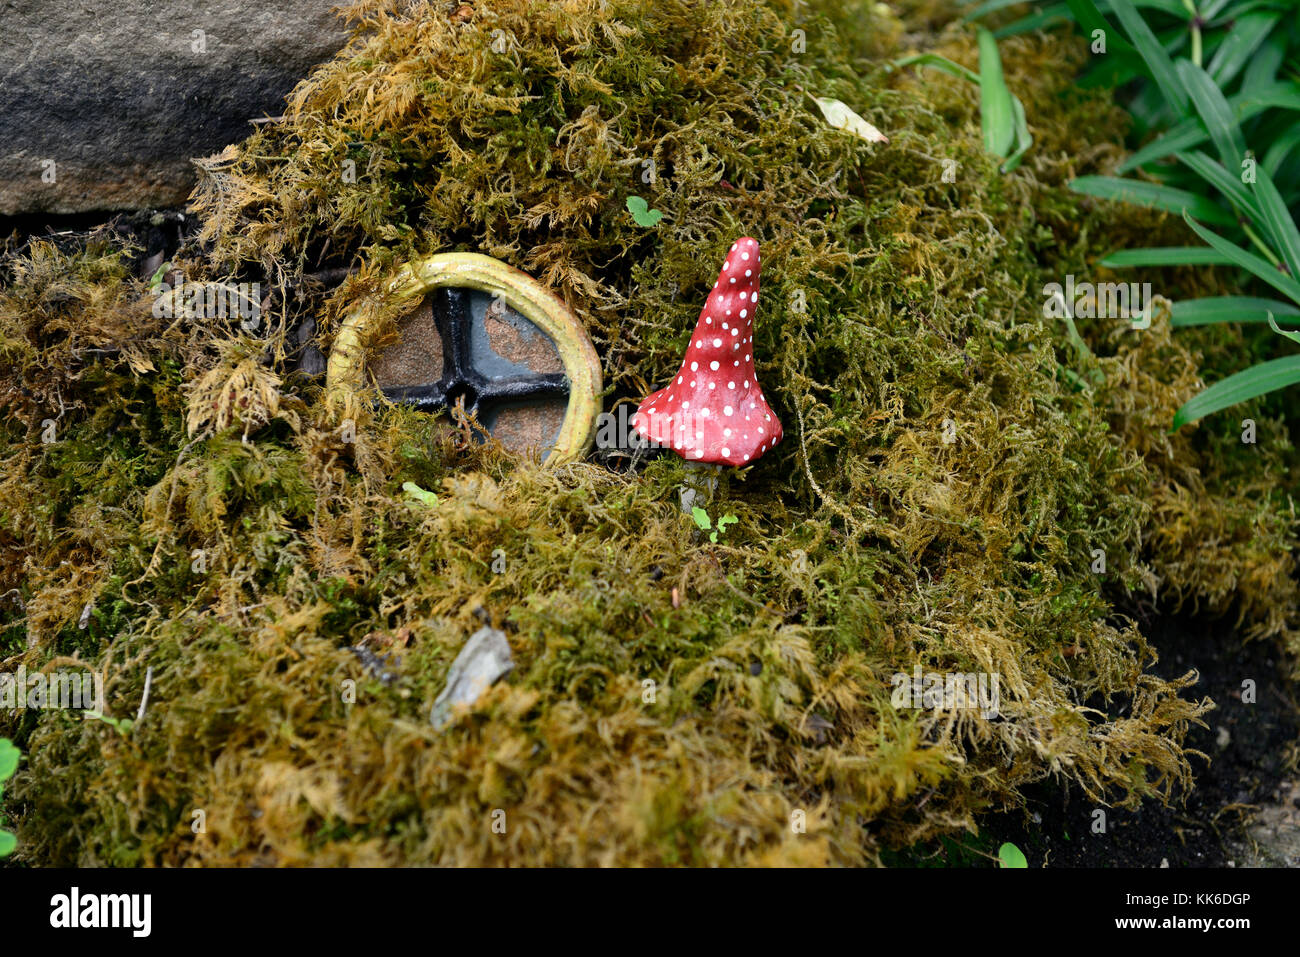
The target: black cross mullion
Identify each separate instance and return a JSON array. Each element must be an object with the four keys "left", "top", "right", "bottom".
[
  {"left": 475, "top": 372, "right": 570, "bottom": 405},
  {"left": 382, "top": 287, "right": 572, "bottom": 425}
]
